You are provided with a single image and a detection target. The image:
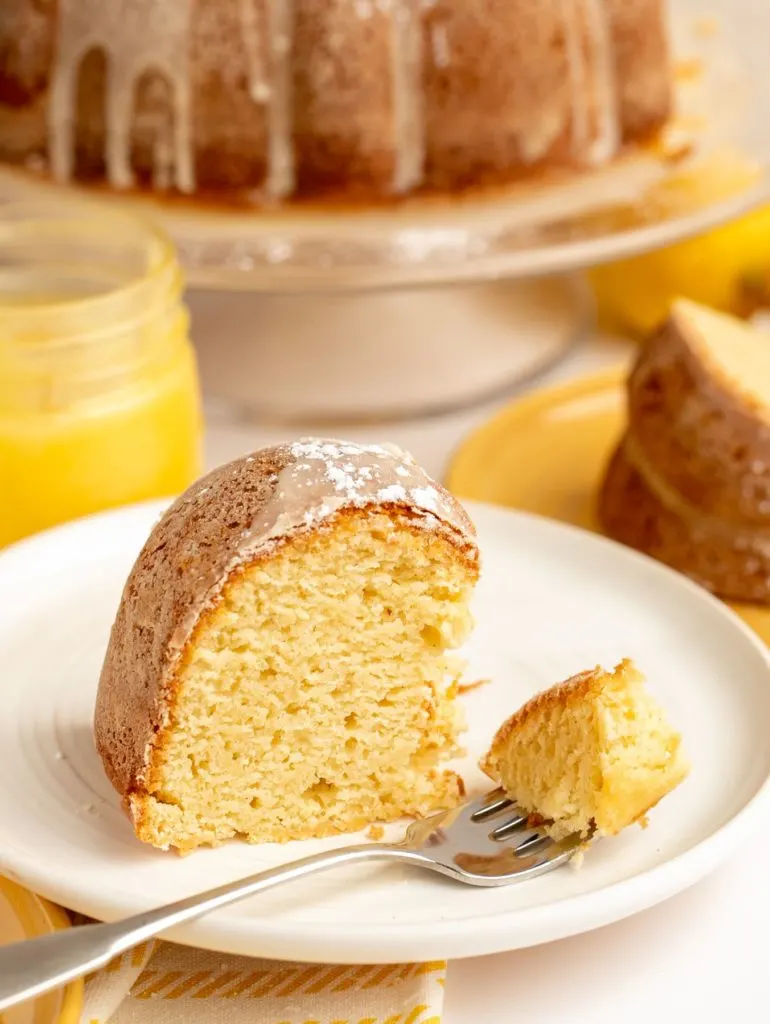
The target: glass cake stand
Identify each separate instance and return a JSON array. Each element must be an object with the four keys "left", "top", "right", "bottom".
[{"left": 2, "top": 0, "right": 769, "bottom": 422}]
